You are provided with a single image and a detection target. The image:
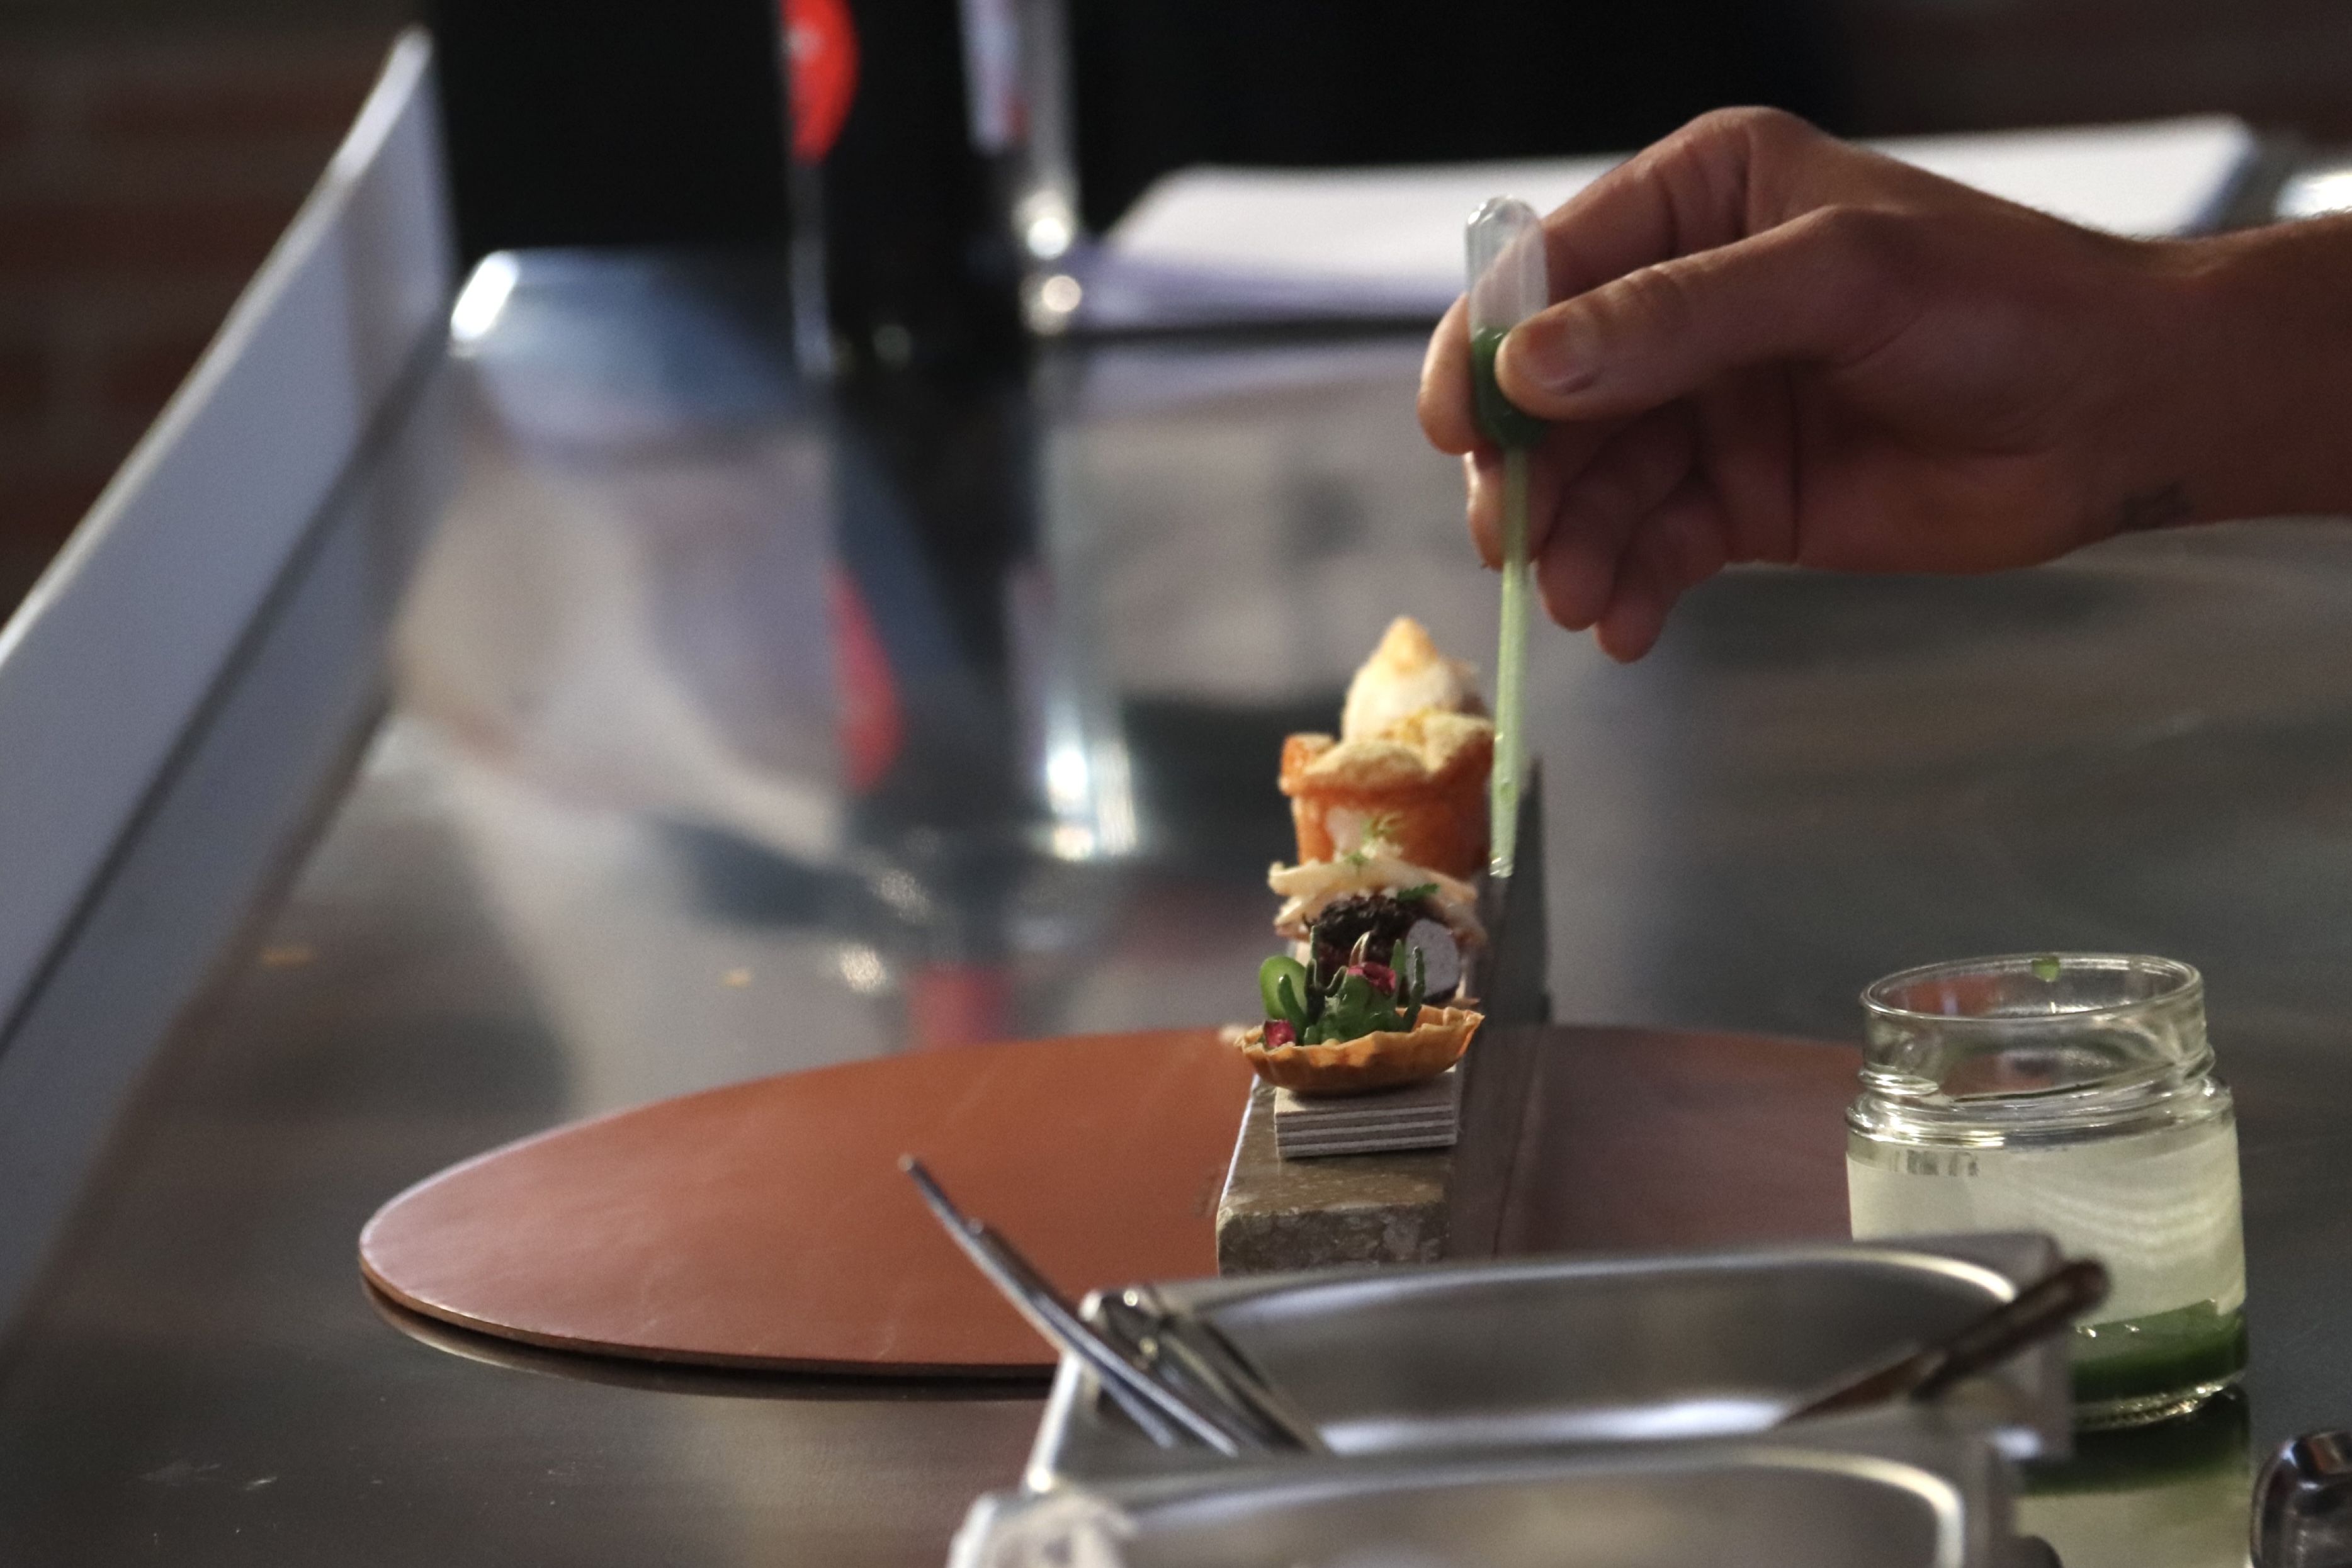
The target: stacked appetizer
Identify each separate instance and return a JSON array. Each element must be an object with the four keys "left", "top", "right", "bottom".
[{"left": 1235, "top": 619, "right": 1491, "bottom": 1095}]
